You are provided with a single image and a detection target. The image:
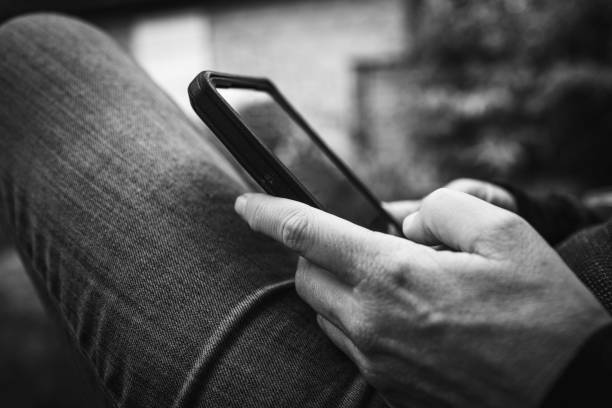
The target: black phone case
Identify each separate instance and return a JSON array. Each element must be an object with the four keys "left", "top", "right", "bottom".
[{"left": 188, "top": 71, "right": 400, "bottom": 231}]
